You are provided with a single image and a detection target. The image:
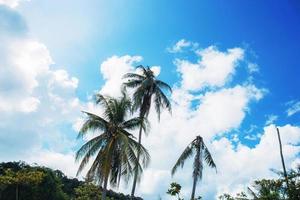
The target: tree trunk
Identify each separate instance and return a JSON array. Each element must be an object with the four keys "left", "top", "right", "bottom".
[
  {"left": 276, "top": 127, "right": 290, "bottom": 191},
  {"left": 131, "top": 124, "right": 143, "bottom": 198},
  {"left": 191, "top": 175, "right": 197, "bottom": 200},
  {"left": 191, "top": 146, "right": 200, "bottom": 200},
  {"left": 101, "top": 176, "right": 108, "bottom": 200},
  {"left": 16, "top": 185, "right": 18, "bottom": 200}
]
